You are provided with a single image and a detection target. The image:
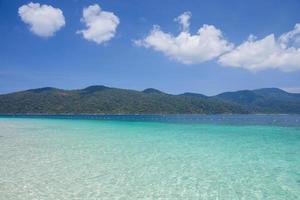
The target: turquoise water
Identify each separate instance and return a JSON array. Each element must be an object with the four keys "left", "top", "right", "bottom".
[{"left": 0, "top": 116, "right": 300, "bottom": 199}]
